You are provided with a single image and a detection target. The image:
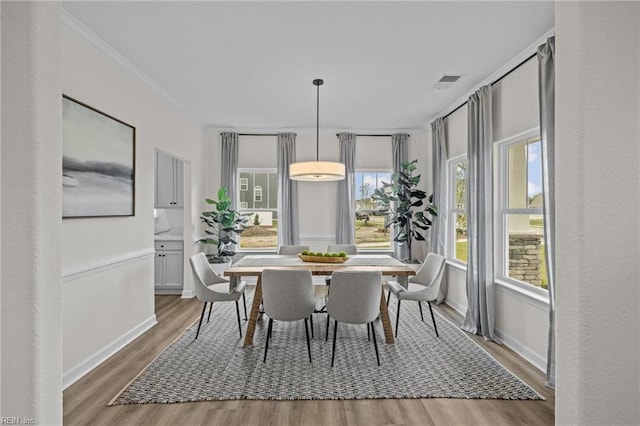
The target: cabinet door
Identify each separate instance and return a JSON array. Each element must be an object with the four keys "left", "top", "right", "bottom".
[
  {"left": 156, "top": 151, "right": 175, "bottom": 207},
  {"left": 154, "top": 252, "right": 165, "bottom": 286},
  {"left": 163, "top": 251, "right": 183, "bottom": 288},
  {"left": 173, "top": 158, "right": 184, "bottom": 207}
]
